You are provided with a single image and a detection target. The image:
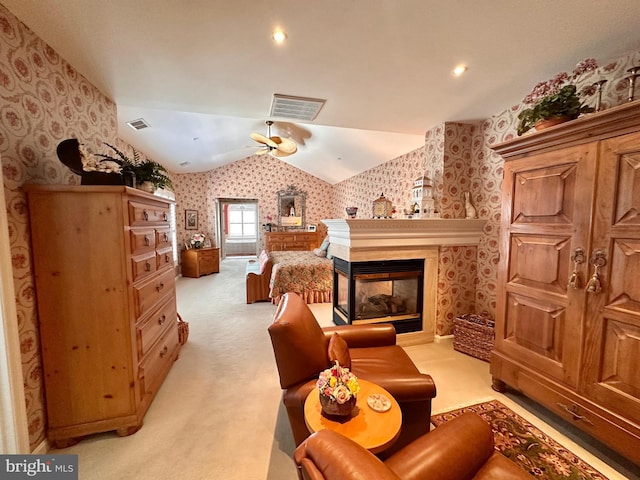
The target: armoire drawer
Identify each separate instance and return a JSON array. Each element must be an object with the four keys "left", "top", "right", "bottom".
[
  {"left": 136, "top": 297, "right": 177, "bottom": 357},
  {"left": 131, "top": 251, "right": 158, "bottom": 282},
  {"left": 133, "top": 268, "right": 176, "bottom": 318},
  {"left": 156, "top": 227, "right": 172, "bottom": 249},
  {"left": 128, "top": 201, "right": 170, "bottom": 226},
  {"left": 138, "top": 325, "right": 179, "bottom": 399},
  {"left": 156, "top": 247, "right": 174, "bottom": 270},
  {"left": 130, "top": 228, "right": 156, "bottom": 256}
]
